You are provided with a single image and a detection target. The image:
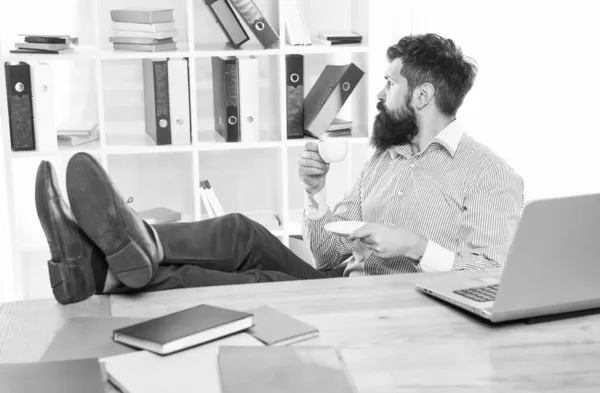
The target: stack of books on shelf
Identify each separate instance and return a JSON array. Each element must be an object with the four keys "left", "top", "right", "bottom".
[
  {"left": 56, "top": 122, "right": 99, "bottom": 147},
  {"left": 109, "top": 8, "right": 178, "bottom": 52},
  {"left": 318, "top": 31, "right": 363, "bottom": 46},
  {"left": 11, "top": 34, "right": 78, "bottom": 54},
  {"left": 3, "top": 304, "right": 344, "bottom": 392}
]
